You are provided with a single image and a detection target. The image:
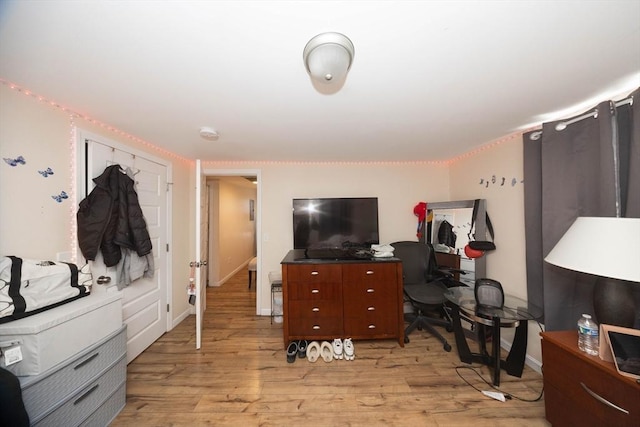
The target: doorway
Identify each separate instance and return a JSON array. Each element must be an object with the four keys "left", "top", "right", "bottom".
[{"left": 201, "top": 168, "right": 261, "bottom": 315}]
